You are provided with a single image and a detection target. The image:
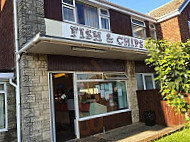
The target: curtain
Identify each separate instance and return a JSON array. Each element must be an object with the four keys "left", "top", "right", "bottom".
[
  {"left": 0, "top": 94, "right": 5, "bottom": 129},
  {"left": 84, "top": 5, "right": 99, "bottom": 28}
]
